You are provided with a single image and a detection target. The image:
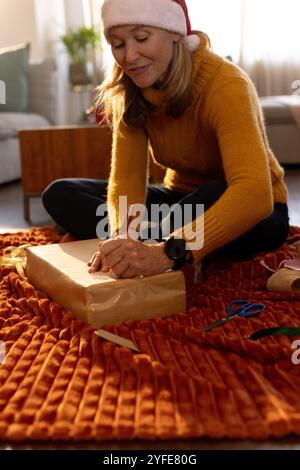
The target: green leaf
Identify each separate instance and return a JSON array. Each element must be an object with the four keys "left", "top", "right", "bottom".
[{"left": 60, "top": 25, "right": 101, "bottom": 63}]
